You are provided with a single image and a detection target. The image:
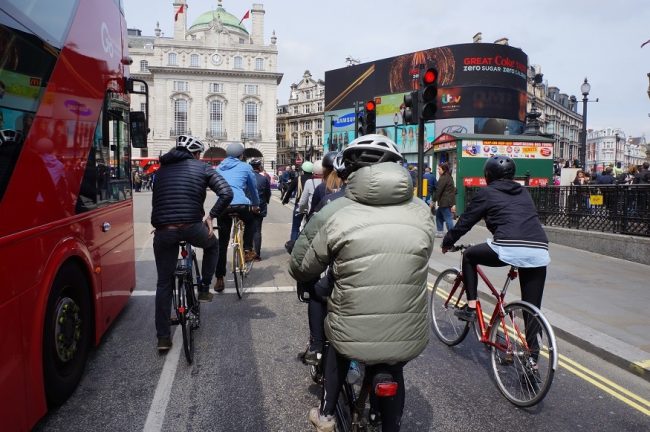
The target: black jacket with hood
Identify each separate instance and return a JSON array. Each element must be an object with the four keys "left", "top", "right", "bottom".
[
  {"left": 151, "top": 148, "right": 233, "bottom": 228},
  {"left": 442, "top": 179, "right": 548, "bottom": 250}
]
